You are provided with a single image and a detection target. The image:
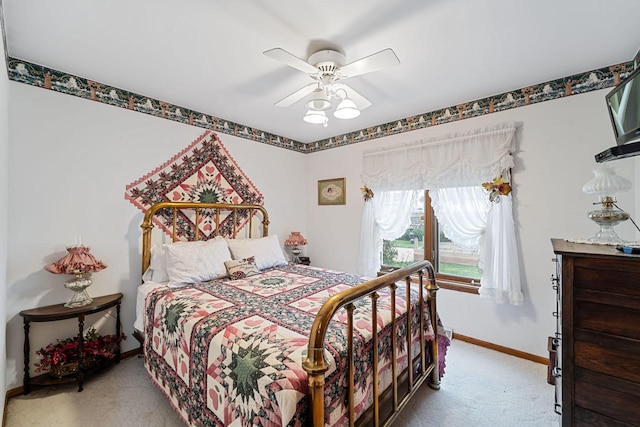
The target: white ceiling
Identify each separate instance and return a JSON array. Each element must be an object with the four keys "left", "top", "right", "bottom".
[{"left": 3, "top": 0, "right": 640, "bottom": 144}]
